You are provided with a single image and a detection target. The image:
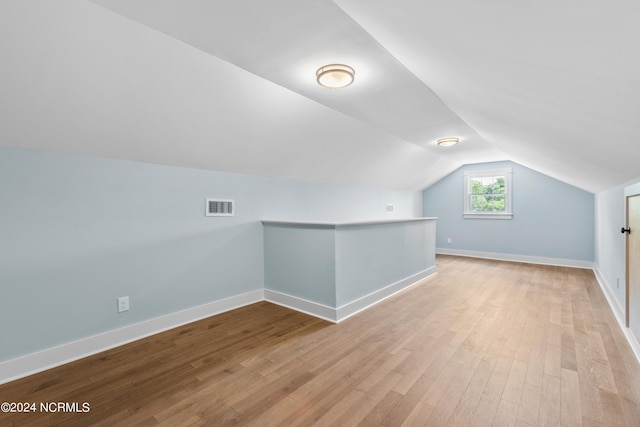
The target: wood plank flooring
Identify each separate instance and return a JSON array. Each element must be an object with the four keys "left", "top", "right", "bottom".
[{"left": 1, "top": 255, "right": 639, "bottom": 426}]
